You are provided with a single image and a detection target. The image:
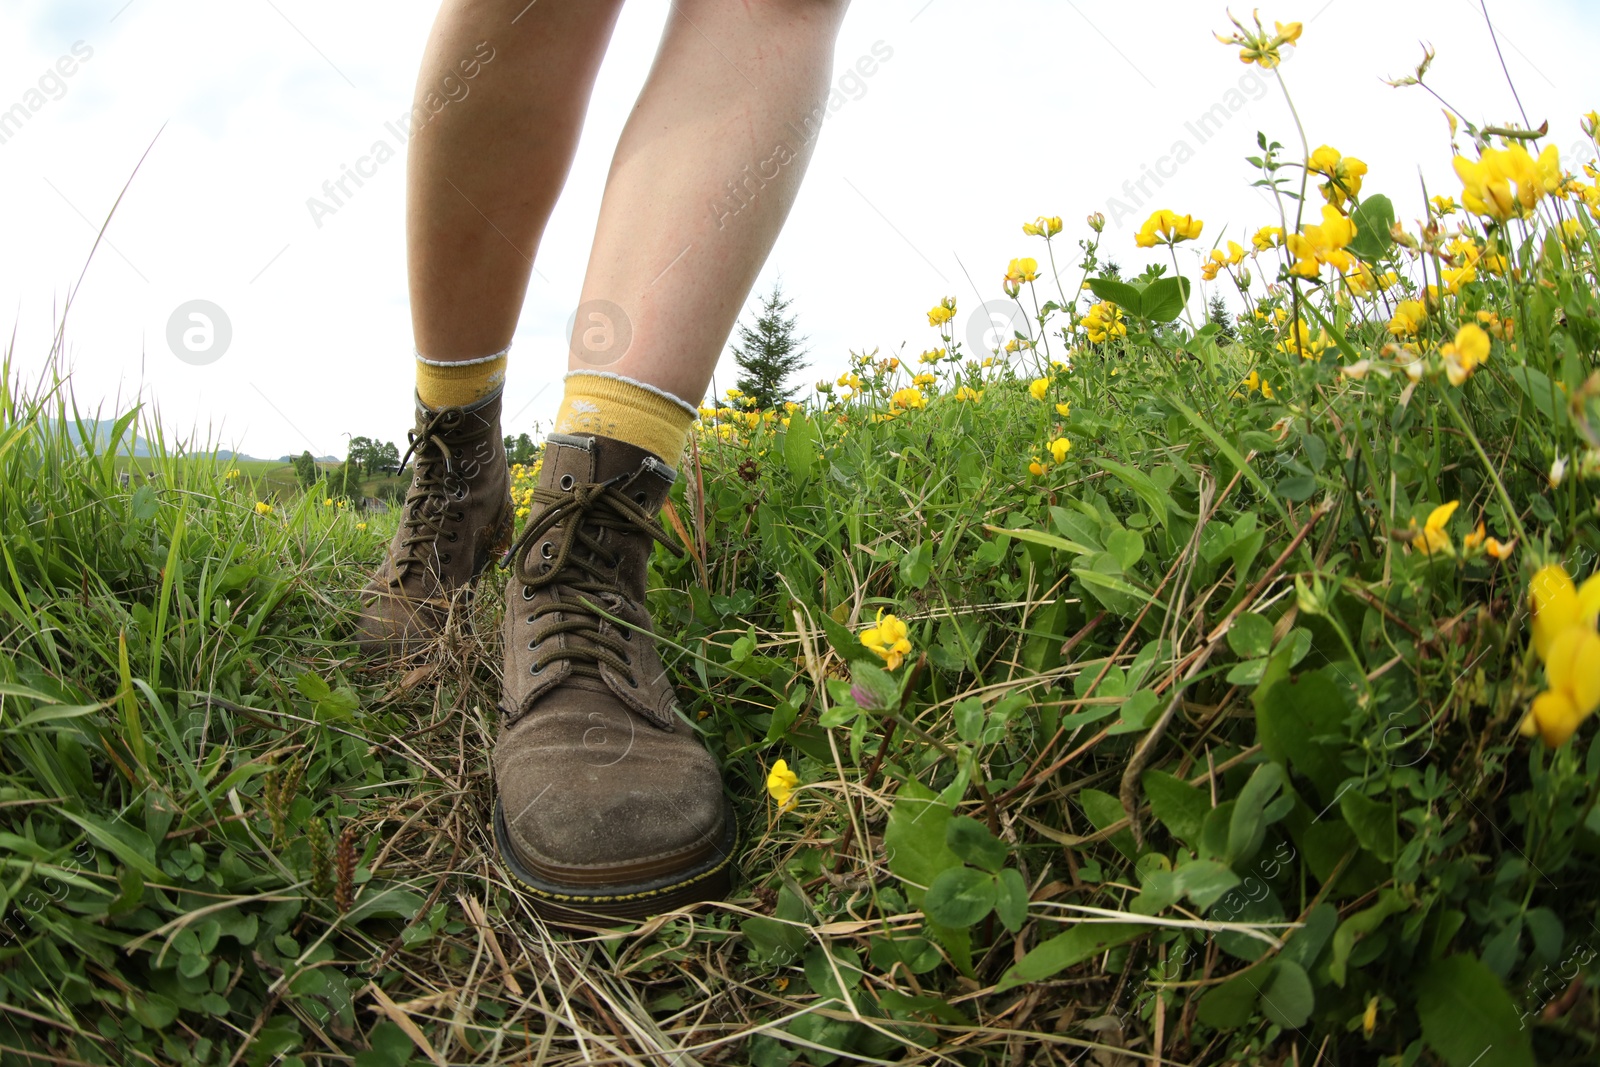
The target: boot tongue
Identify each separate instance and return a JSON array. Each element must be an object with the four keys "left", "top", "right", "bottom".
[{"left": 544, "top": 433, "right": 677, "bottom": 509}]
